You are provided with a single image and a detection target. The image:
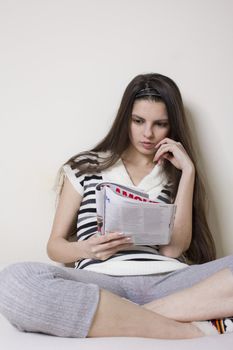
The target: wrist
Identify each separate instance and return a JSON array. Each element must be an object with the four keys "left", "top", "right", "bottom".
[
  {"left": 182, "top": 163, "right": 195, "bottom": 177},
  {"left": 73, "top": 240, "right": 89, "bottom": 260}
]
